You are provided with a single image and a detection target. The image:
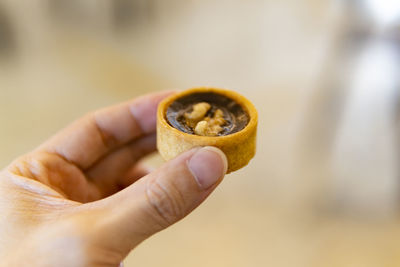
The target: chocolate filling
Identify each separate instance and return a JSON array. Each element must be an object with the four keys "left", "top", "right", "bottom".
[{"left": 166, "top": 92, "right": 249, "bottom": 136}]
